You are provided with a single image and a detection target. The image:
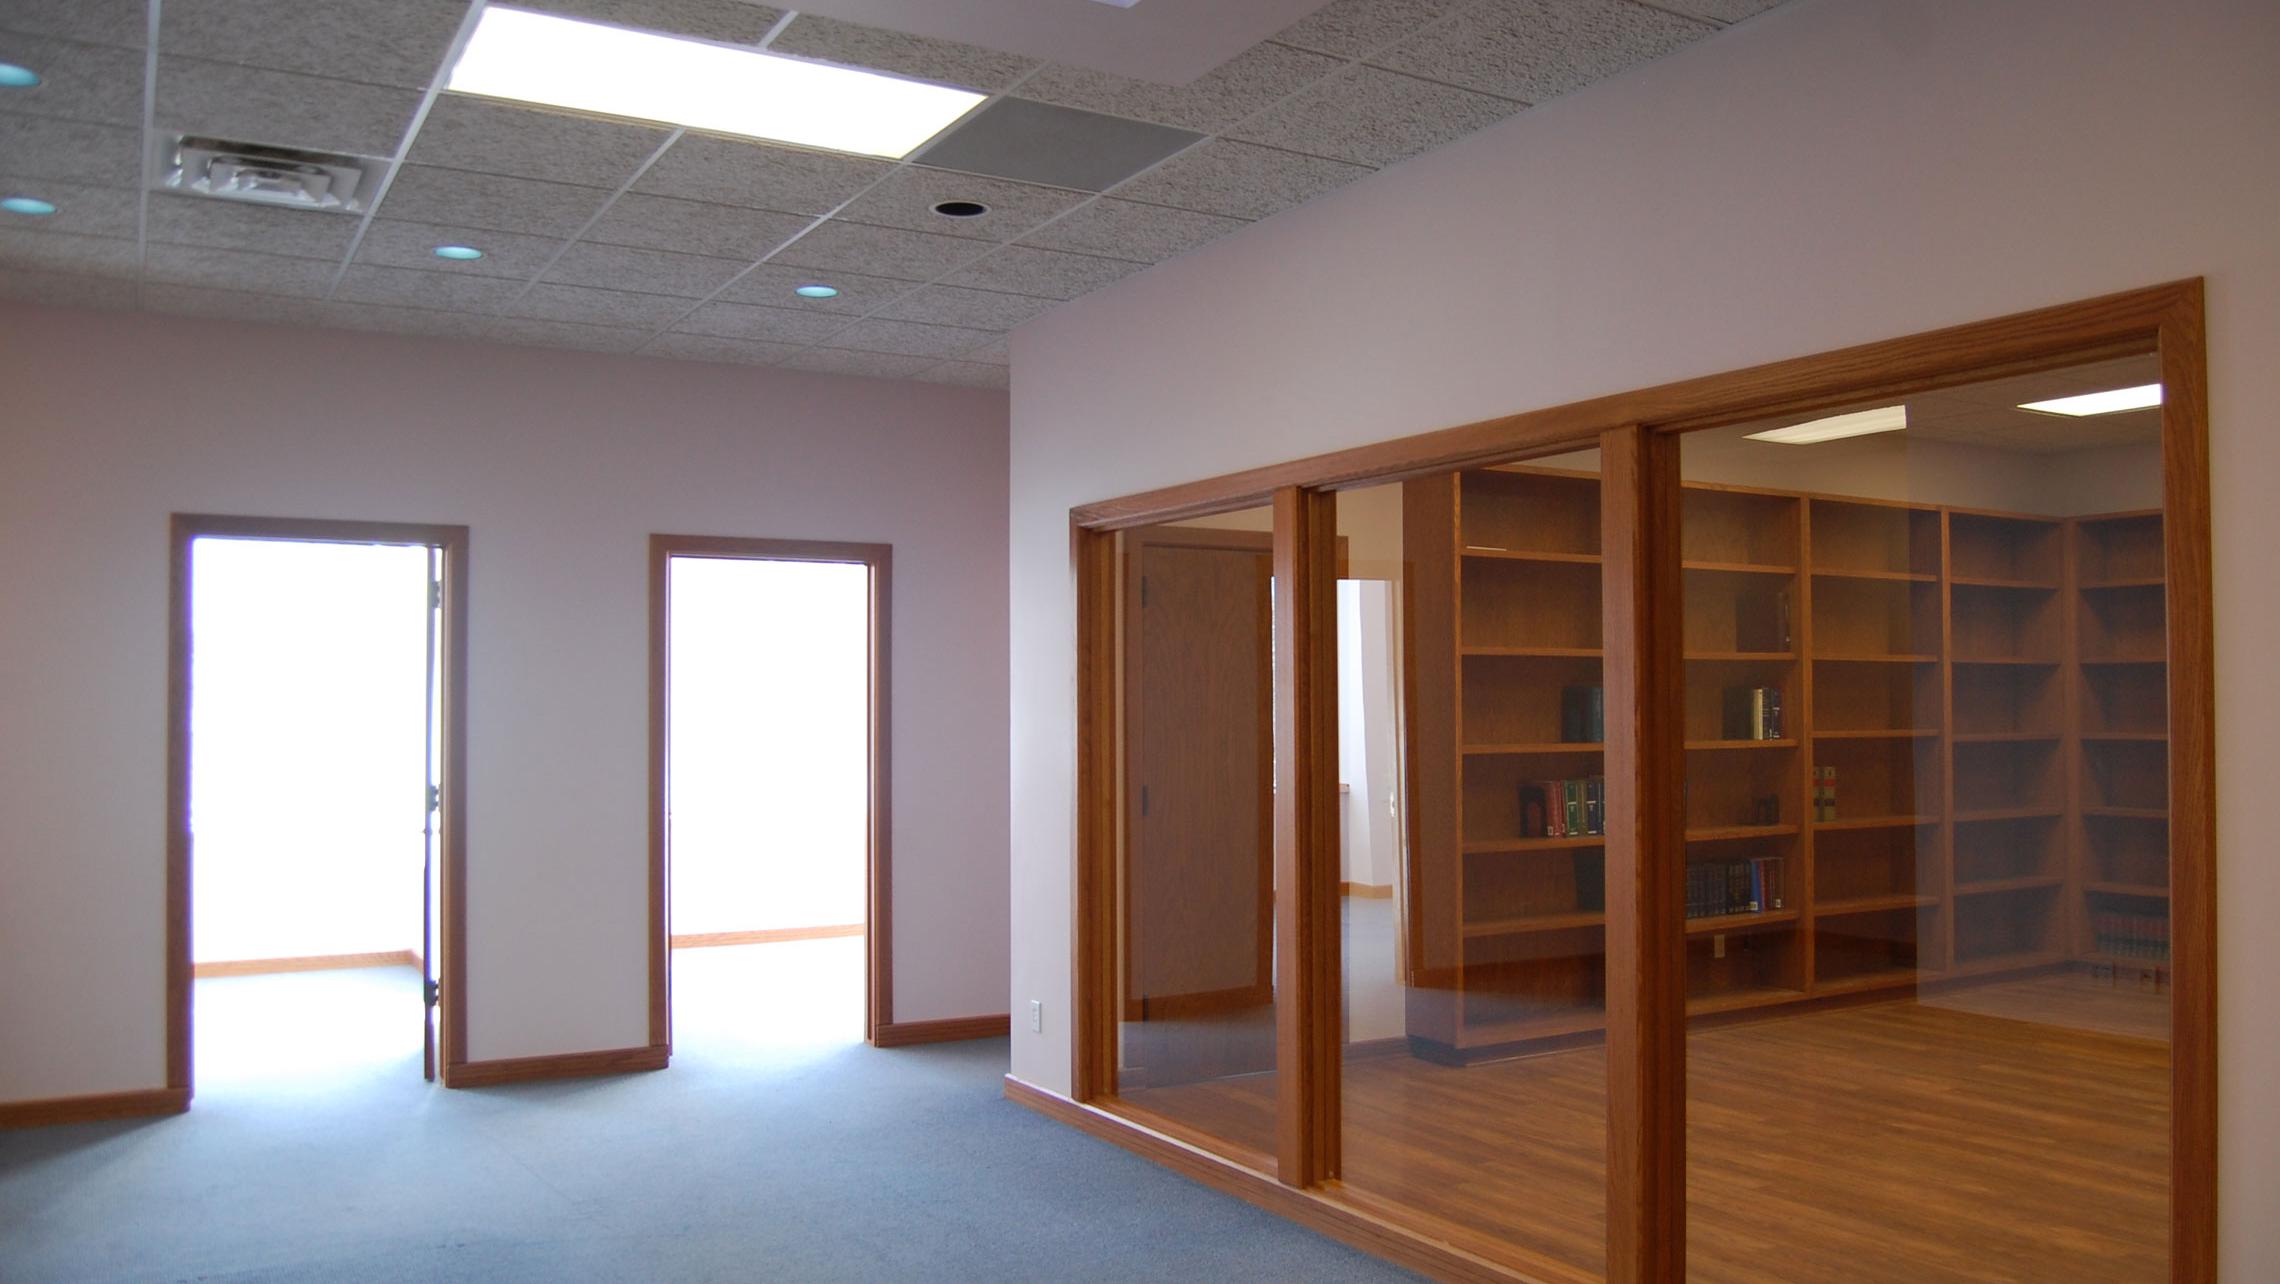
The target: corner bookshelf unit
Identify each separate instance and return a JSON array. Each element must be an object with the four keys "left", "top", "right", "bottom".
[{"left": 1403, "top": 462, "right": 2170, "bottom": 1058}]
